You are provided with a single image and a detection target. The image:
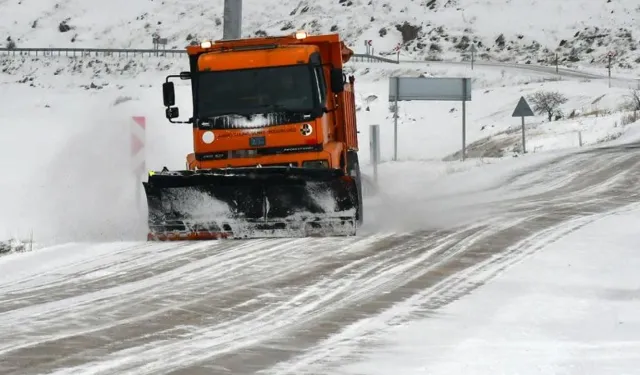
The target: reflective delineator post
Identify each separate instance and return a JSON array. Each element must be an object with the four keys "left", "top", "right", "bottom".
[
  {"left": 131, "top": 116, "right": 146, "bottom": 209},
  {"left": 131, "top": 116, "right": 146, "bottom": 178},
  {"left": 370, "top": 124, "right": 380, "bottom": 183}
]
